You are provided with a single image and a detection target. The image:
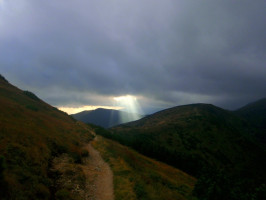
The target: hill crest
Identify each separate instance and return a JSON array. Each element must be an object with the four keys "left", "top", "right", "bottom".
[{"left": 108, "top": 101, "right": 266, "bottom": 199}]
